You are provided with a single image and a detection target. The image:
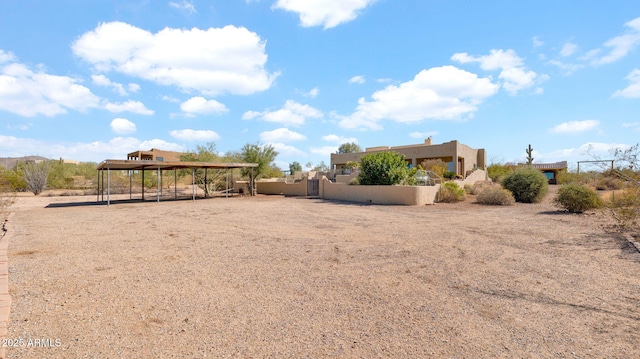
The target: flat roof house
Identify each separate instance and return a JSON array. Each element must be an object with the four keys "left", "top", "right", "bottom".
[
  {"left": 127, "top": 148, "right": 184, "bottom": 162},
  {"left": 330, "top": 138, "right": 486, "bottom": 179}
]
